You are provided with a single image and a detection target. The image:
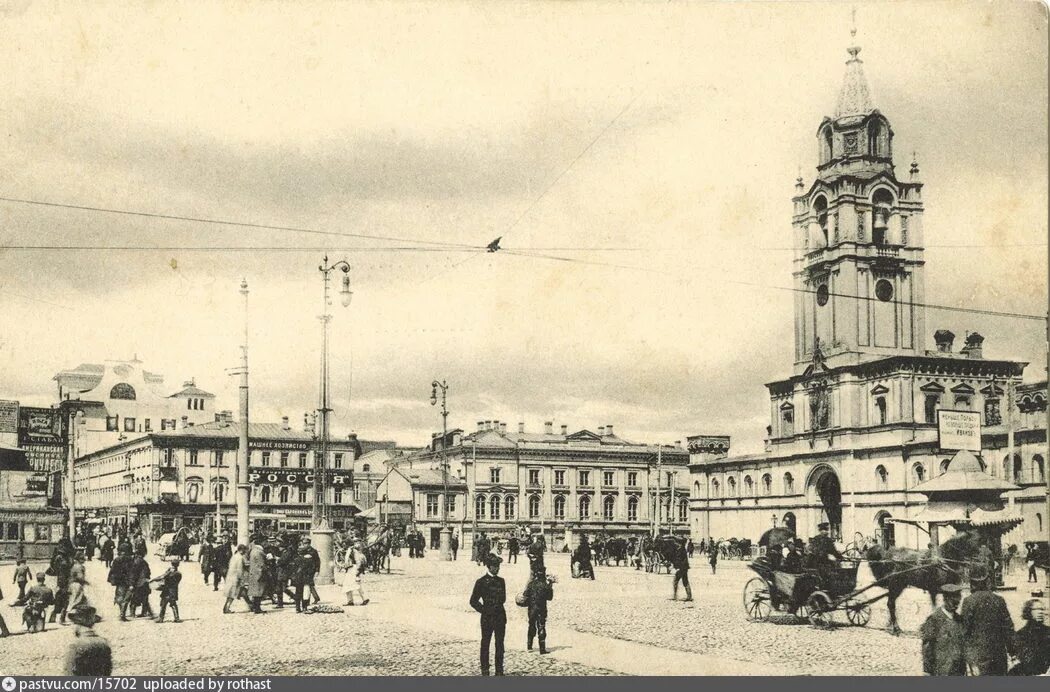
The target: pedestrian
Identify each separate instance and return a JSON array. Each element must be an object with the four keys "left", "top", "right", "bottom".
[
  {"left": 450, "top": 532, "right": 459, "bottom": 561},
  {"left": 920, "top": 583, "right": 966, "bottom": 676},
  {"left": 960, "top": 575, "right": 1015, "bottom": 675},
  {"left": 686, "top": 538, "right": 695, "bottom": 558},
  {"left": 1025, "top": 543, "right": 1039, "bottom": 583},
  {"left": 108, "top": 543, "right": 135, "bottom": 621},
  {"left": 64, "top": 605, "right": 111, "bottom": 675},
  {"left": 48, "top": 544, "right": 73, "bottom": 625},
  {"left": 709, "top": 541, "right": 719, "bottom": 575},
  {"left": 212, "top": 536, "right": 232, "bottom": 591},
  {"left": 301, "top": 536, "right": 322, "bottom": 603},
  {"left": 291, "top": 544, "right": 316, "bottom": 613},
  {"left": 671, "top": 539, "right": 693, "bottom": 602},
  {"left": 246, "top": 535, "right": 266, "bottom": 614},
  {"left": 99, "top": 532, "right": 114, "bottom": 569},
  {"left": 25, "top": 572, "right": 55, "bottom": 632},
  {"left": 68, "top": 559, "right": 89, "bottom": 614},
  {"left": 470, "top": 553, "right": 506, "bottom": 676},
  {"left": 573, "top": 535, "right": 594, "bottom": 580},
  {"left": 522, "top": 566, "right": 554, "bottom": 654},
  {"left": 508, "top": 535, "right": 519, "bottom": 564},
  {"left": 222, "top": 544, "right": 251, "bottom": 614},
  {"left": 199, "top": 535, "right": 214, "bottom": 585},
  {"left": 341, "top": 539, "right": 369, "bottom": 607},
  {"left": 0, "top": 578, "right": 10, "bottom": 636},
  {"left": 13, "top": 558, "right": 31, "bottom": 604},
  {"left": 1009, "top": 599, "right": 1050, "bottom": 675},
  {"left": 526, "top": 534, "right": 545, "bottom": 574},
  {"left": 130, "top": 551, "right": 154, "bottom": 618},
  {"left": 276, "top": 537, "right": 298, "bottom": 607},
  {"left": 152, "top": 559, "right": 183, "bottom": 623}
]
